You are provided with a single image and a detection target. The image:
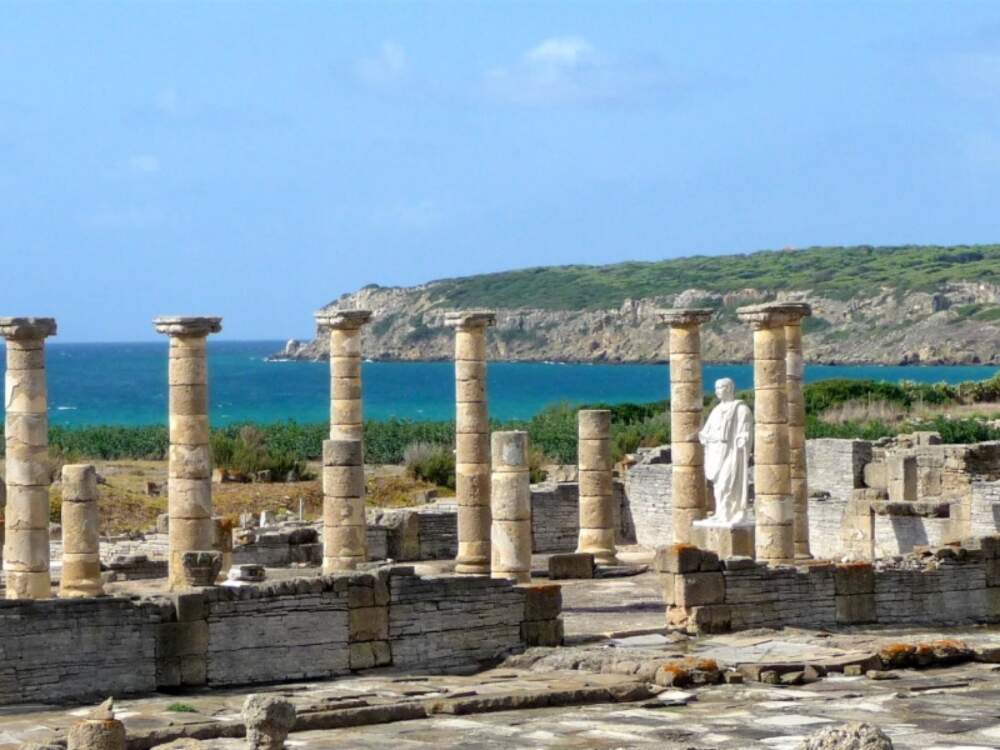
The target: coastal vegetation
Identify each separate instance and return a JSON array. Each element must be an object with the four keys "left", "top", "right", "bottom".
[
  {"left": 428, "top": 244, "right": 1000, "bottom": 310},
  {"left": 4, "top": 373, "right": 1000, "bottom": 471}
]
